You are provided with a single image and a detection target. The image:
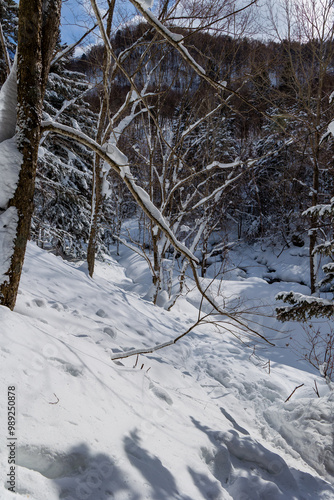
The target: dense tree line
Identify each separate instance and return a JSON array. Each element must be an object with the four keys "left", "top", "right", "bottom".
[{"left": 72, "top": 21, "right": 334, "bottom": 246}]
